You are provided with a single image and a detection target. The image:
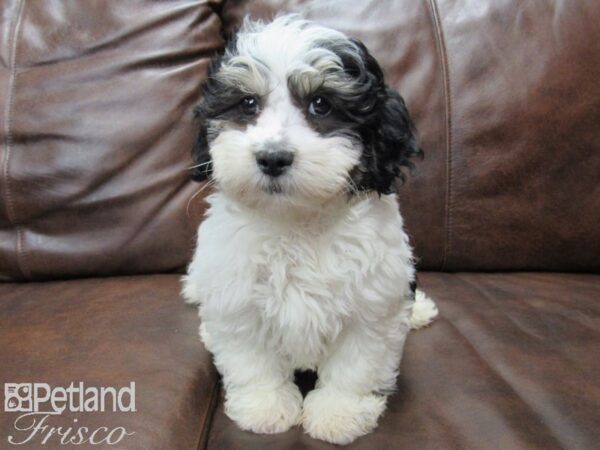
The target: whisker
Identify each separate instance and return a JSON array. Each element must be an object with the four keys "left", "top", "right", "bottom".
[
  {"left": 346, "top": 176, "right": 361, "bottom": 198},
  {"left": 187, "top": 161, "right": 212, "bottom": 170},
  {"left": 186, "top": 179, "right": 216, "bottom": 217}
]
